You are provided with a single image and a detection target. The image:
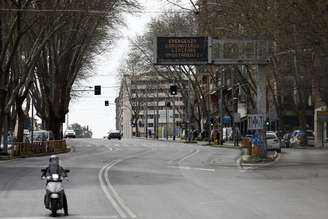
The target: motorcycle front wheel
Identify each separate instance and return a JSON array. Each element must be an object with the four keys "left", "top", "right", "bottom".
[{"left": 51, "top": 199, "right": 57, "bottom": 216}]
